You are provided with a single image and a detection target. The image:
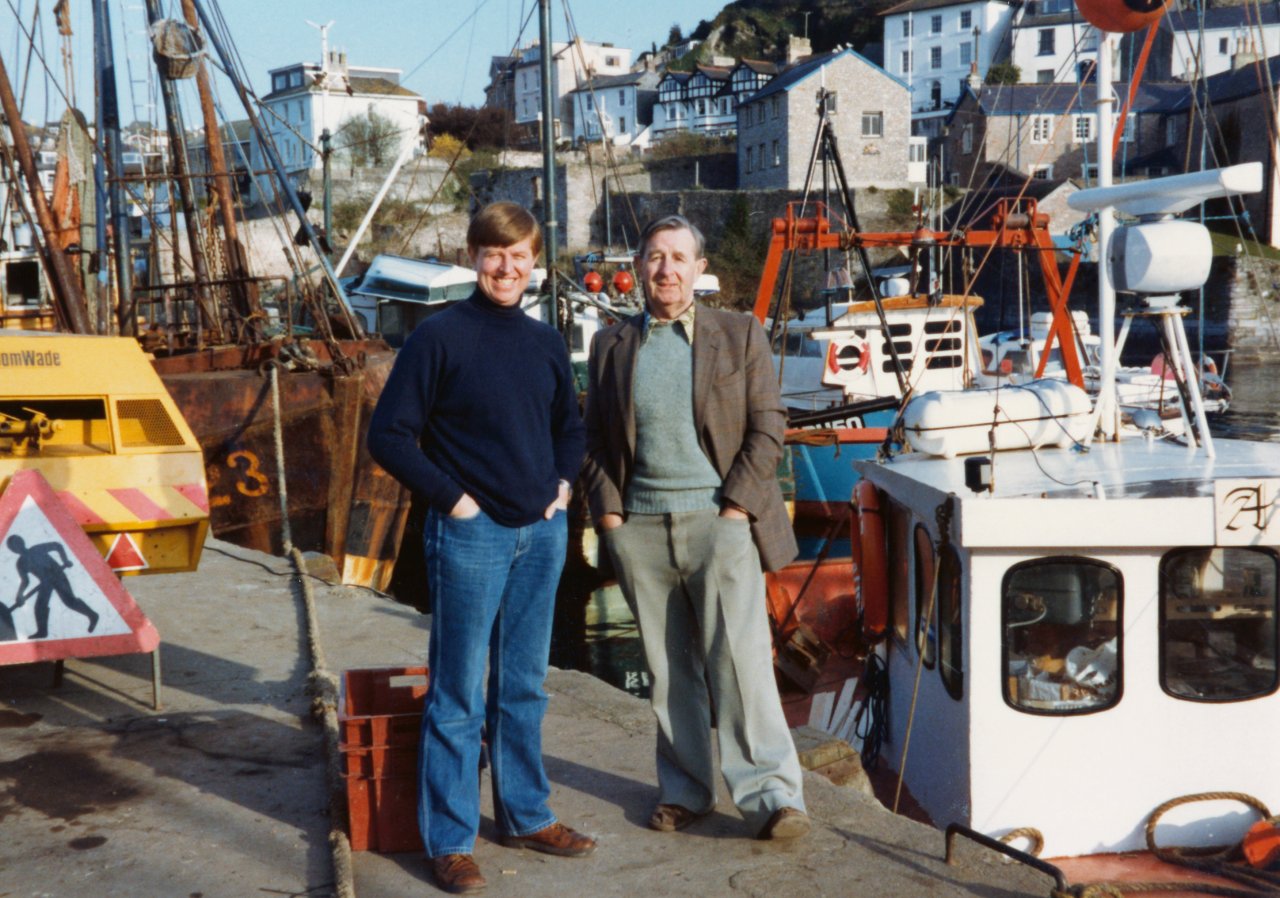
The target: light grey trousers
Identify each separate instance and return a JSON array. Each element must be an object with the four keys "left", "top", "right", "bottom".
[{"left": 603, "top": 508, "right": 805, "bottom": 831}]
